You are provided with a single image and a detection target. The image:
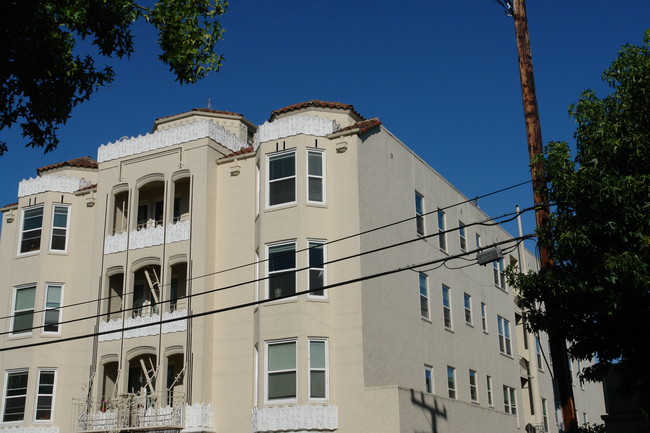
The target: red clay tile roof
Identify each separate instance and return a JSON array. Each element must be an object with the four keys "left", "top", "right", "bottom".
[
  {"left": 335, "top": 118, "right": 382, "bottom": 135},
  {"left": 269, "top": 100, "right": 364, "bottom": 122},
  {"left": 1, "top": 202, "right": 18, "bottom": 212},
  {"left": 37, "top": 156, "right": 98, "bottom": 175},
  {"left": 220, "top": 146, "right": 255, "bottom": 160},
  {"left": 156, "top": 108, "right": 243, "bottom": 122},
  {"left": 76, "top": 184, "right": 98, "bottom": 193}
]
